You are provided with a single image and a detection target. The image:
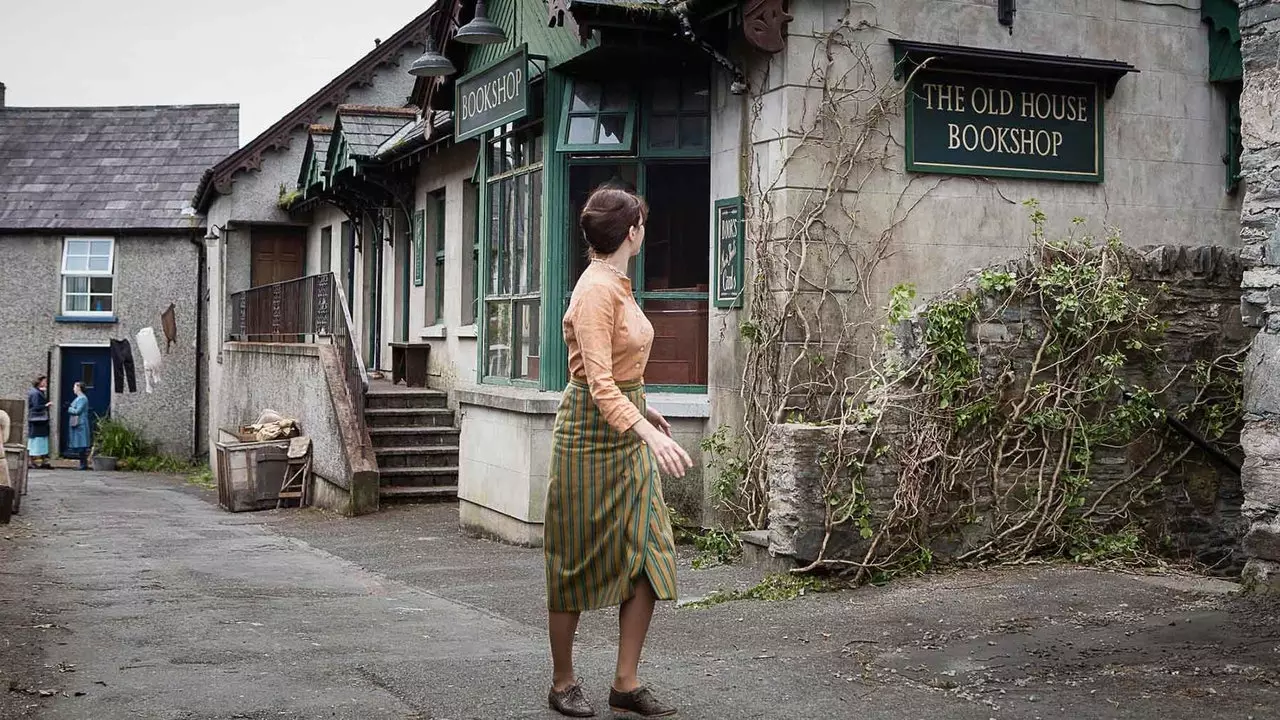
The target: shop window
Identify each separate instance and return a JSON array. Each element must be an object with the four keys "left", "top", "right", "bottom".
[
  {"left": 483, "top": 122, "right": 544, "bottom": 383},
  {"left": 558, "top": 80, "right": 636, "bottom": 153},
  {"left": 643, "top": 74, "right": 711, "bottom": 155},
  {"left": 61, "top": 237, "right": 115, "bottom": 315}
]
